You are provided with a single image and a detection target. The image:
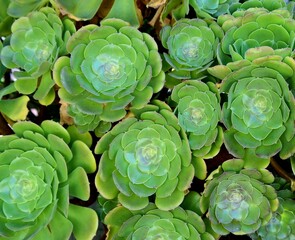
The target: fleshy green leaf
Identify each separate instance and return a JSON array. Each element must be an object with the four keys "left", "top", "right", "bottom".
[{"left": 68, "top": 204, "right": 99, "bottom": 240}]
